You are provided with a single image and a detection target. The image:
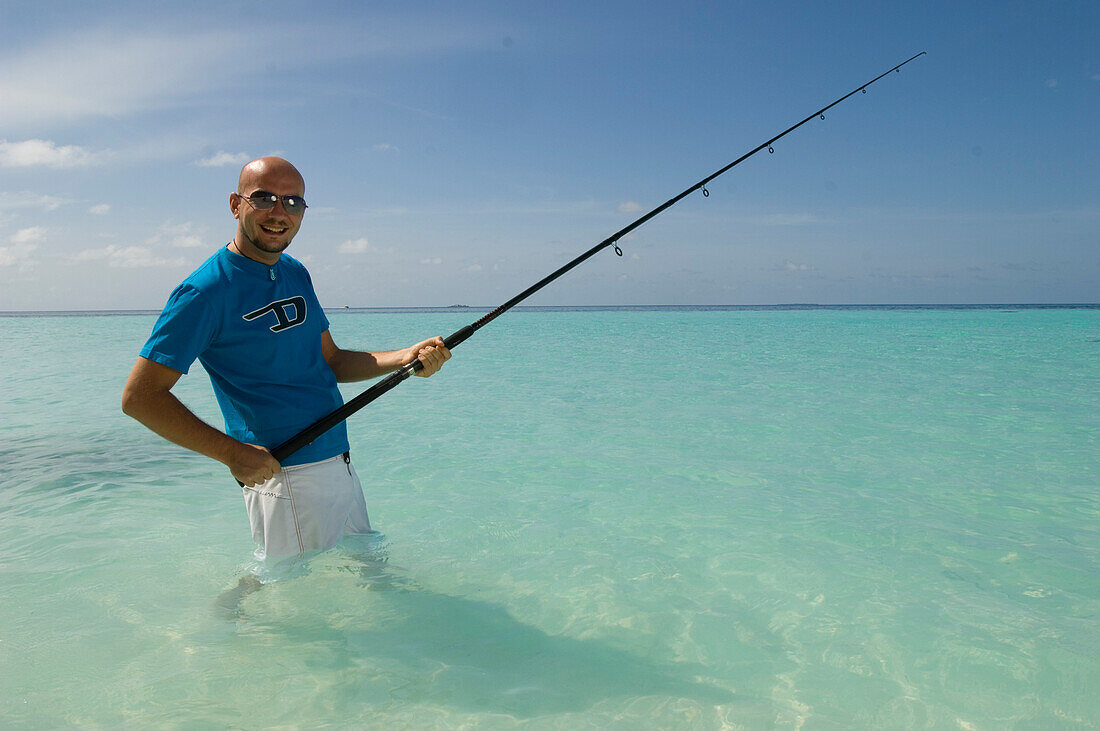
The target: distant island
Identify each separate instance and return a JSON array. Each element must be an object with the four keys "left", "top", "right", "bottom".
[{"left": 448, "top": 304, "right": 470, "bottom": 308}]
